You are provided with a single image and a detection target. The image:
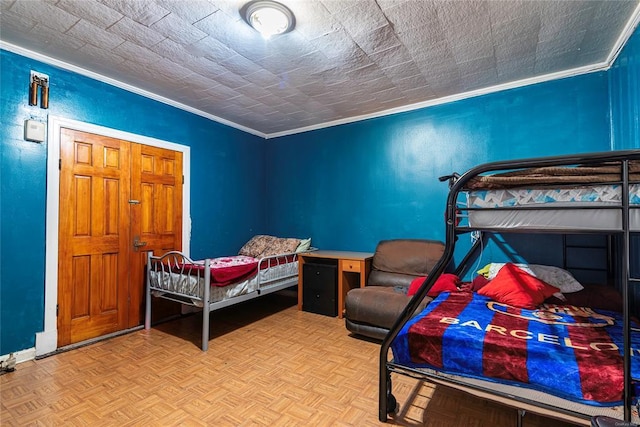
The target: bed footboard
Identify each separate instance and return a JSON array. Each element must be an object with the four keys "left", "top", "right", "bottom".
[
  {"left": 145, "top": 249, "right": 304, "bottom": 351},
  {"left": 144, "top": 251, "right": 212, "bottom": 350}
]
